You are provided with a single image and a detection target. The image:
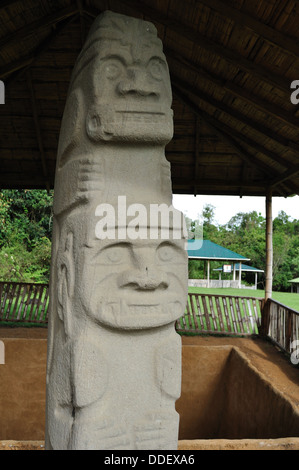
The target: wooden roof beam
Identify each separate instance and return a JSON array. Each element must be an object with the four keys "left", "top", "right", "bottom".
[
  {"left": 194, "top": 117, "right": 201, "bottom": 196},
  {"left": 269, "top": 164, "right": 299, "bottom": 190},
  {"left": 2, "top": 15, "right": 80, "bottom": 84},
  {"left": 0, "top": 1, "right": 19, "bottom": 8},
  {"left": 0, "top": 56, "right": 33, "bottom": 79},
  {"left": 172, "top": 84, "right": 293, "bottom": 196},
  {"left": 26, "top": 70, "right": 50, "bottom": 192},
  {"left": 172, "top": 177, "right": 270, "bottom": 190},
  {"left": 172, "top": 76, "right": 295, "bottom": 172},
  {"left": 167, "top": 49, "right": 299, "bottom": 154},
  {"left": 0, "top": 5, "right": 79, "bottom": 51},
  {"left": 118, "top": 0, "right": 290, "bottom": 95},
  {"left": 173, "top": 84, "right": 271, "bottom": 175},
  {"left": 167, "top": 50, "right": 299, "bottom": 132},
  {"left": 197, "top": 0, "right": 299, "bottom": 58},
  {"left": 171, "top": 74, "right": 296, "bottom": 169}
]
